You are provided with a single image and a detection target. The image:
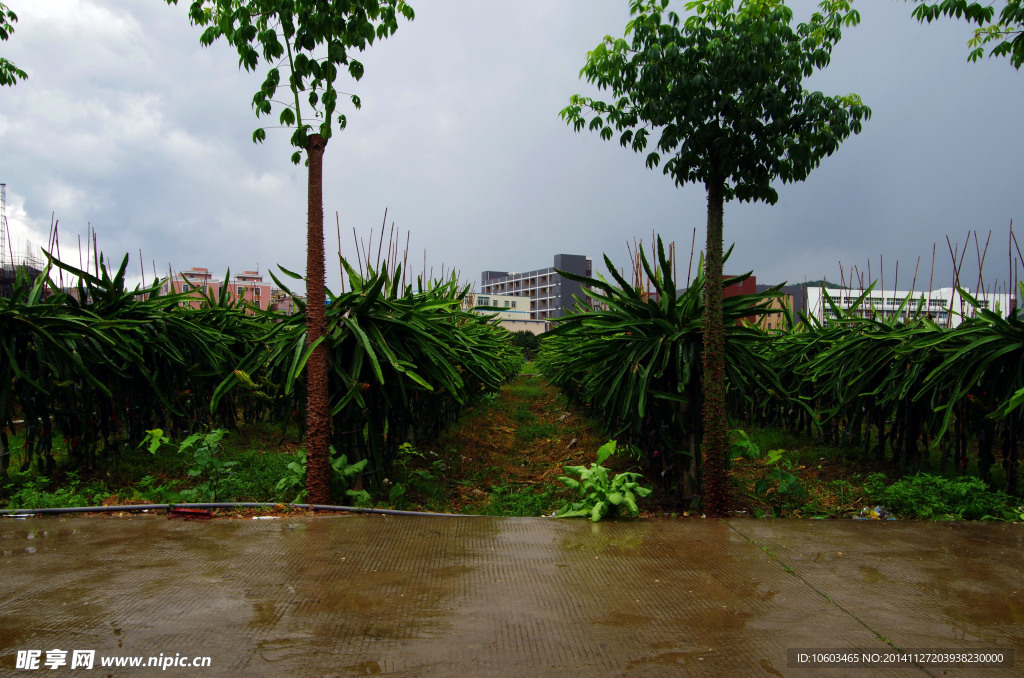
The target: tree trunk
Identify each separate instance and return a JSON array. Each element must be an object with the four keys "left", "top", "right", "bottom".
[
  {"left": 305, "top": 133, "right": 331, "bottom": 506},
  {"left": 702, "top": 177, "right": 728, "bottom": 517}
]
